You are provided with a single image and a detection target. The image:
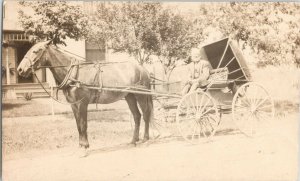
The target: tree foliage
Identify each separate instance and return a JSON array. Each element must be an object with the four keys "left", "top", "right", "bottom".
[
  {"left": 87, "top": 2, "right": 162, "bottom": 65},
  {"left": 155, "top": 9, "right": 194, "bottom": 80},
  {"left": 85, "top": 2, "right": 118, "bottom": 50},
  {"left": 18, "top": 1, "right": 88, "bottom": 45},
  {"left": 18, "top": 1, "right": 300, "bottom": 67},
  {"left": 88, "top": 2, "right": 194, "bottom": 75},
  {"left": 191, "top": 2, "right": 300, "bottom": 67}
]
